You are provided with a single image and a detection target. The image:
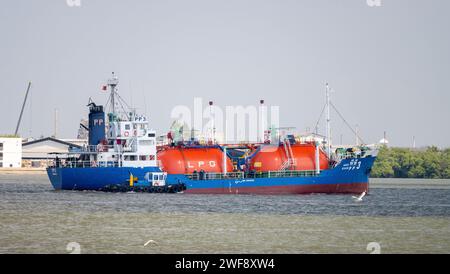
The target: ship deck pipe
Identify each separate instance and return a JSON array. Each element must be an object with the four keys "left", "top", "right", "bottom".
[
  {"left": 315, "top": 141, "right": 320, "bottom": 175},
  {"left": 223, "top": 147, "right": 227, "bottom": 176}
]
